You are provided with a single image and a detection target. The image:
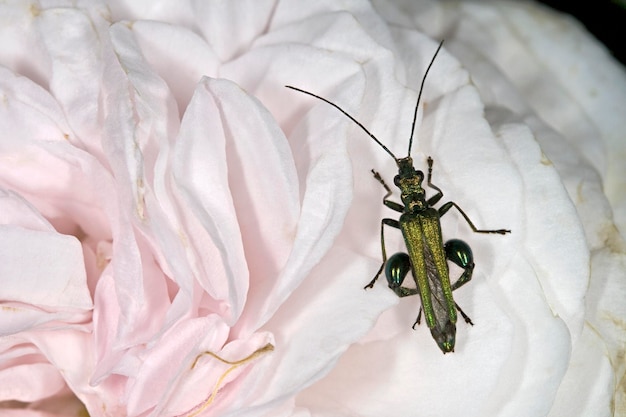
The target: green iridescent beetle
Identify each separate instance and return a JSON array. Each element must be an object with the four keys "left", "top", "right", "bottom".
[{"left": 286, "top": 41, "right": 510, "bottom": 353}]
